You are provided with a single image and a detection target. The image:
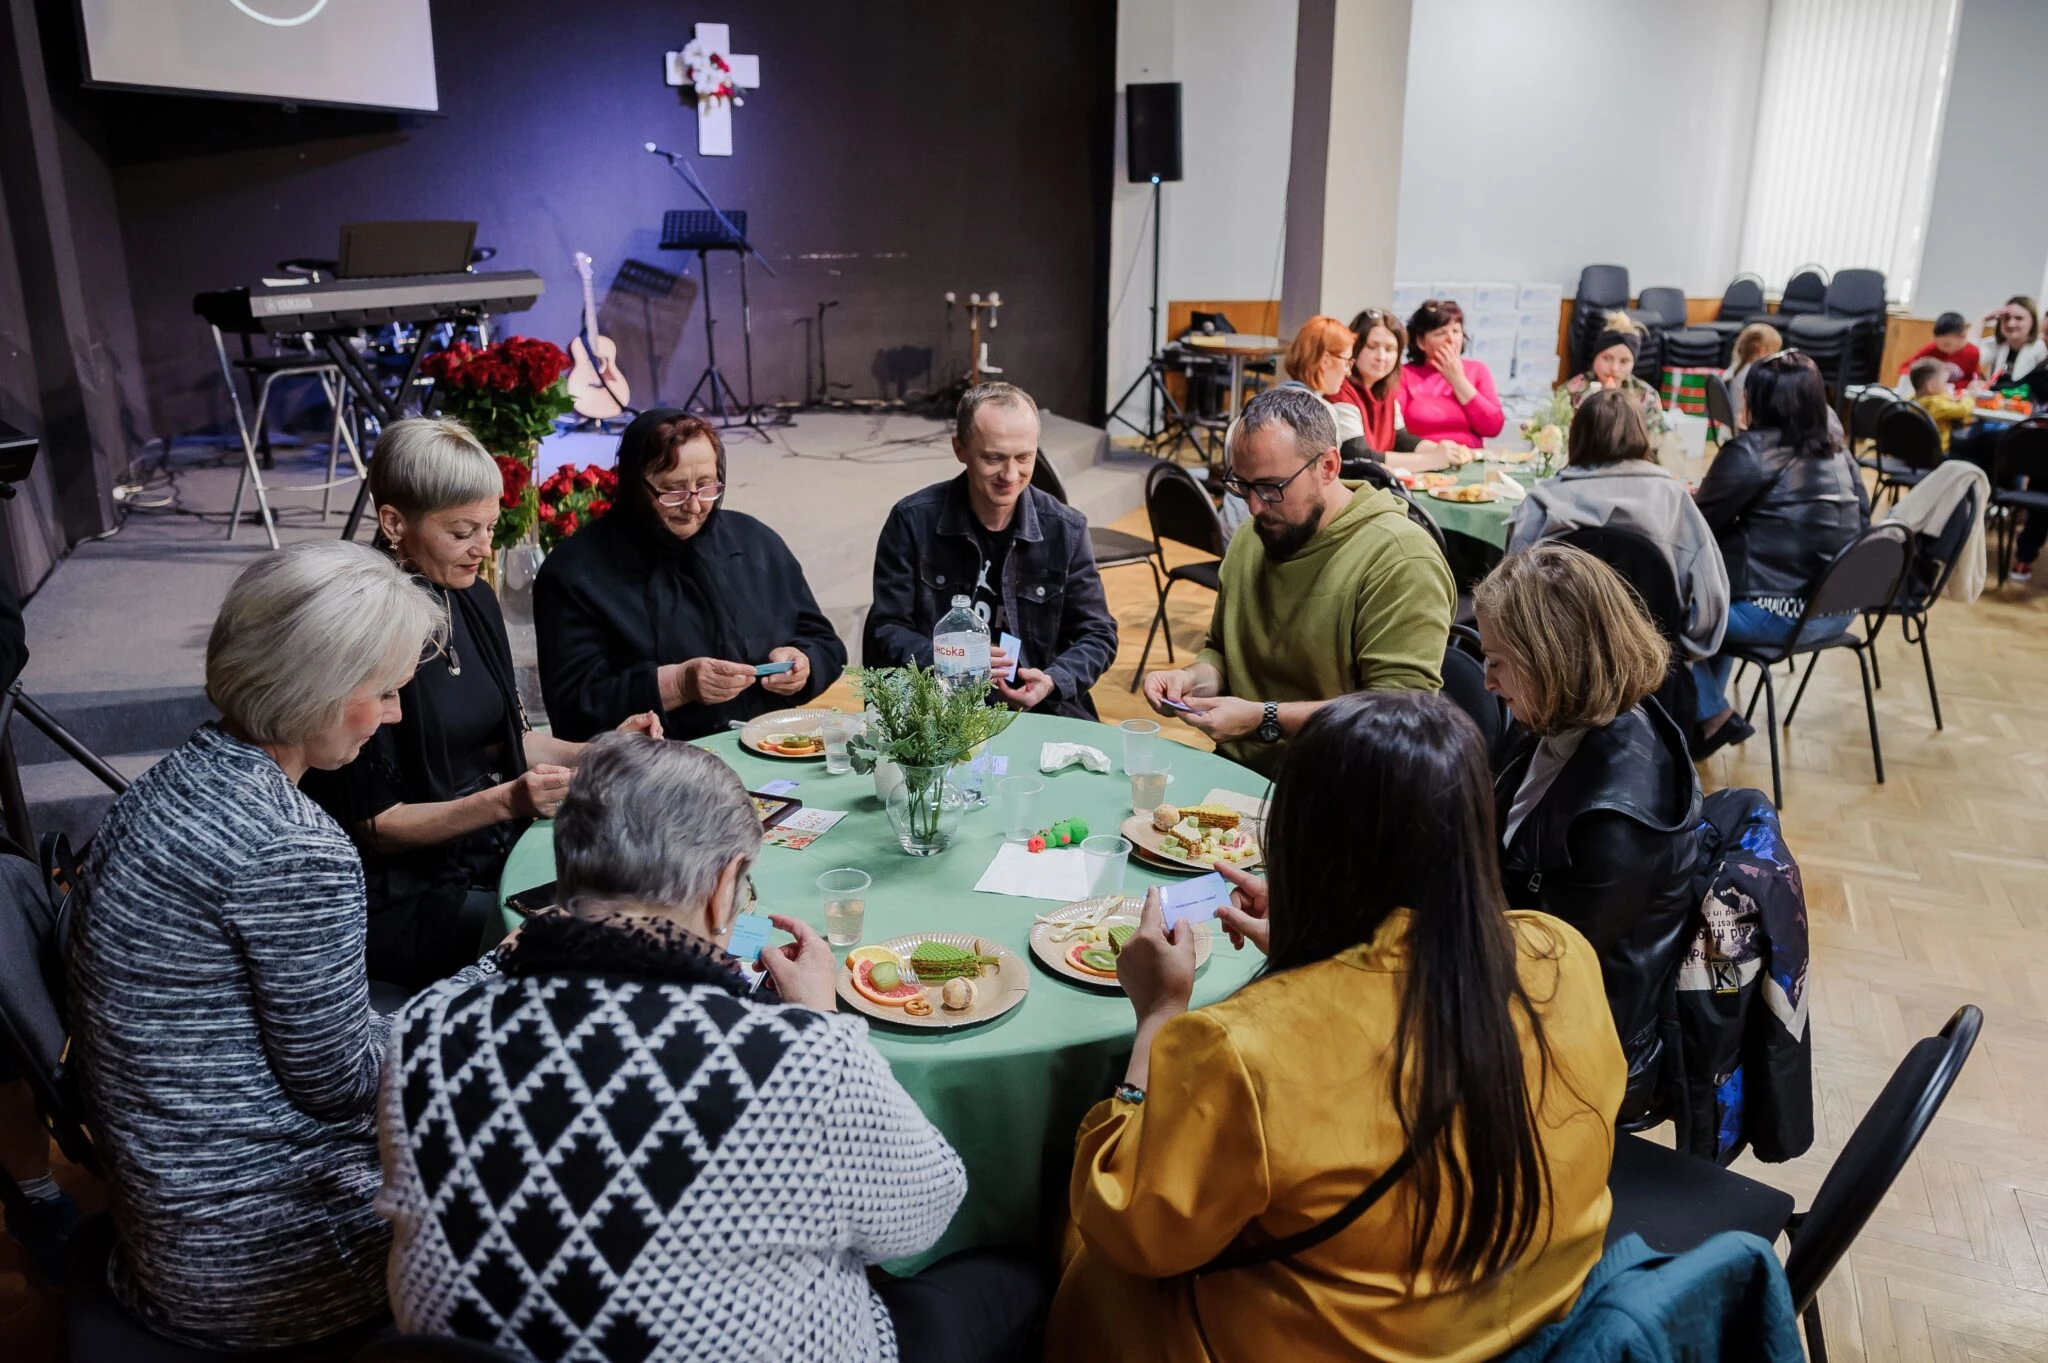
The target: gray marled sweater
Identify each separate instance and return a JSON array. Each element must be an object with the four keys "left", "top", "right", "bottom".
[{"left": 71, "top": 724, "right": 488, "bottom": 1348}]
